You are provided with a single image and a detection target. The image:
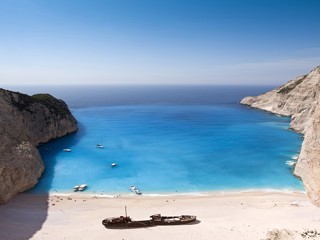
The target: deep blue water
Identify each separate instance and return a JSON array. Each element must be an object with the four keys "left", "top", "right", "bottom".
[{"left": 12, "top": 85, "right": 303, "bottom": 195}]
